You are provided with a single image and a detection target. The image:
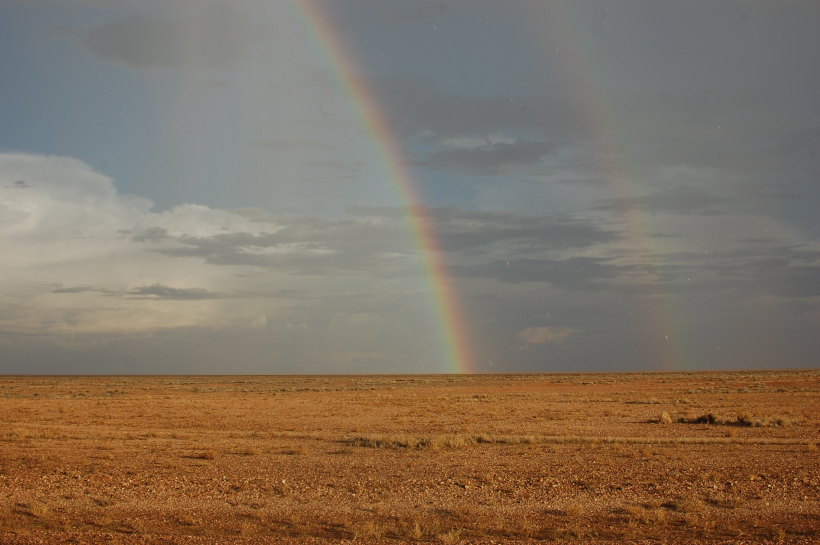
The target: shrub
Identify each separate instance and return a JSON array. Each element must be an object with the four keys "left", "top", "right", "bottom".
[{"left": 437, "top": 528, "right": 462, "bottom": 543}]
